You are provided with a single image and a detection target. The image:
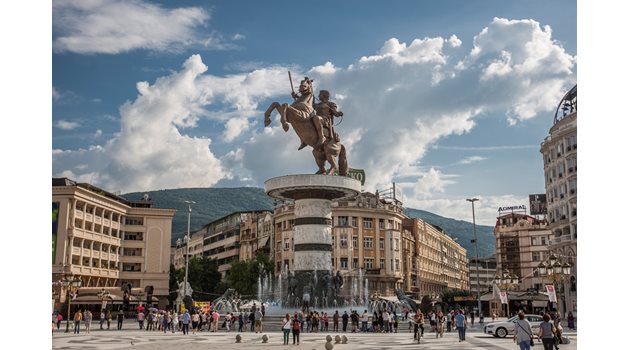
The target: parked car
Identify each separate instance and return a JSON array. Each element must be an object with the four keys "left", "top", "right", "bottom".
[{"left": 484, "top": 314, "right": 543, "bottom": 338}]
